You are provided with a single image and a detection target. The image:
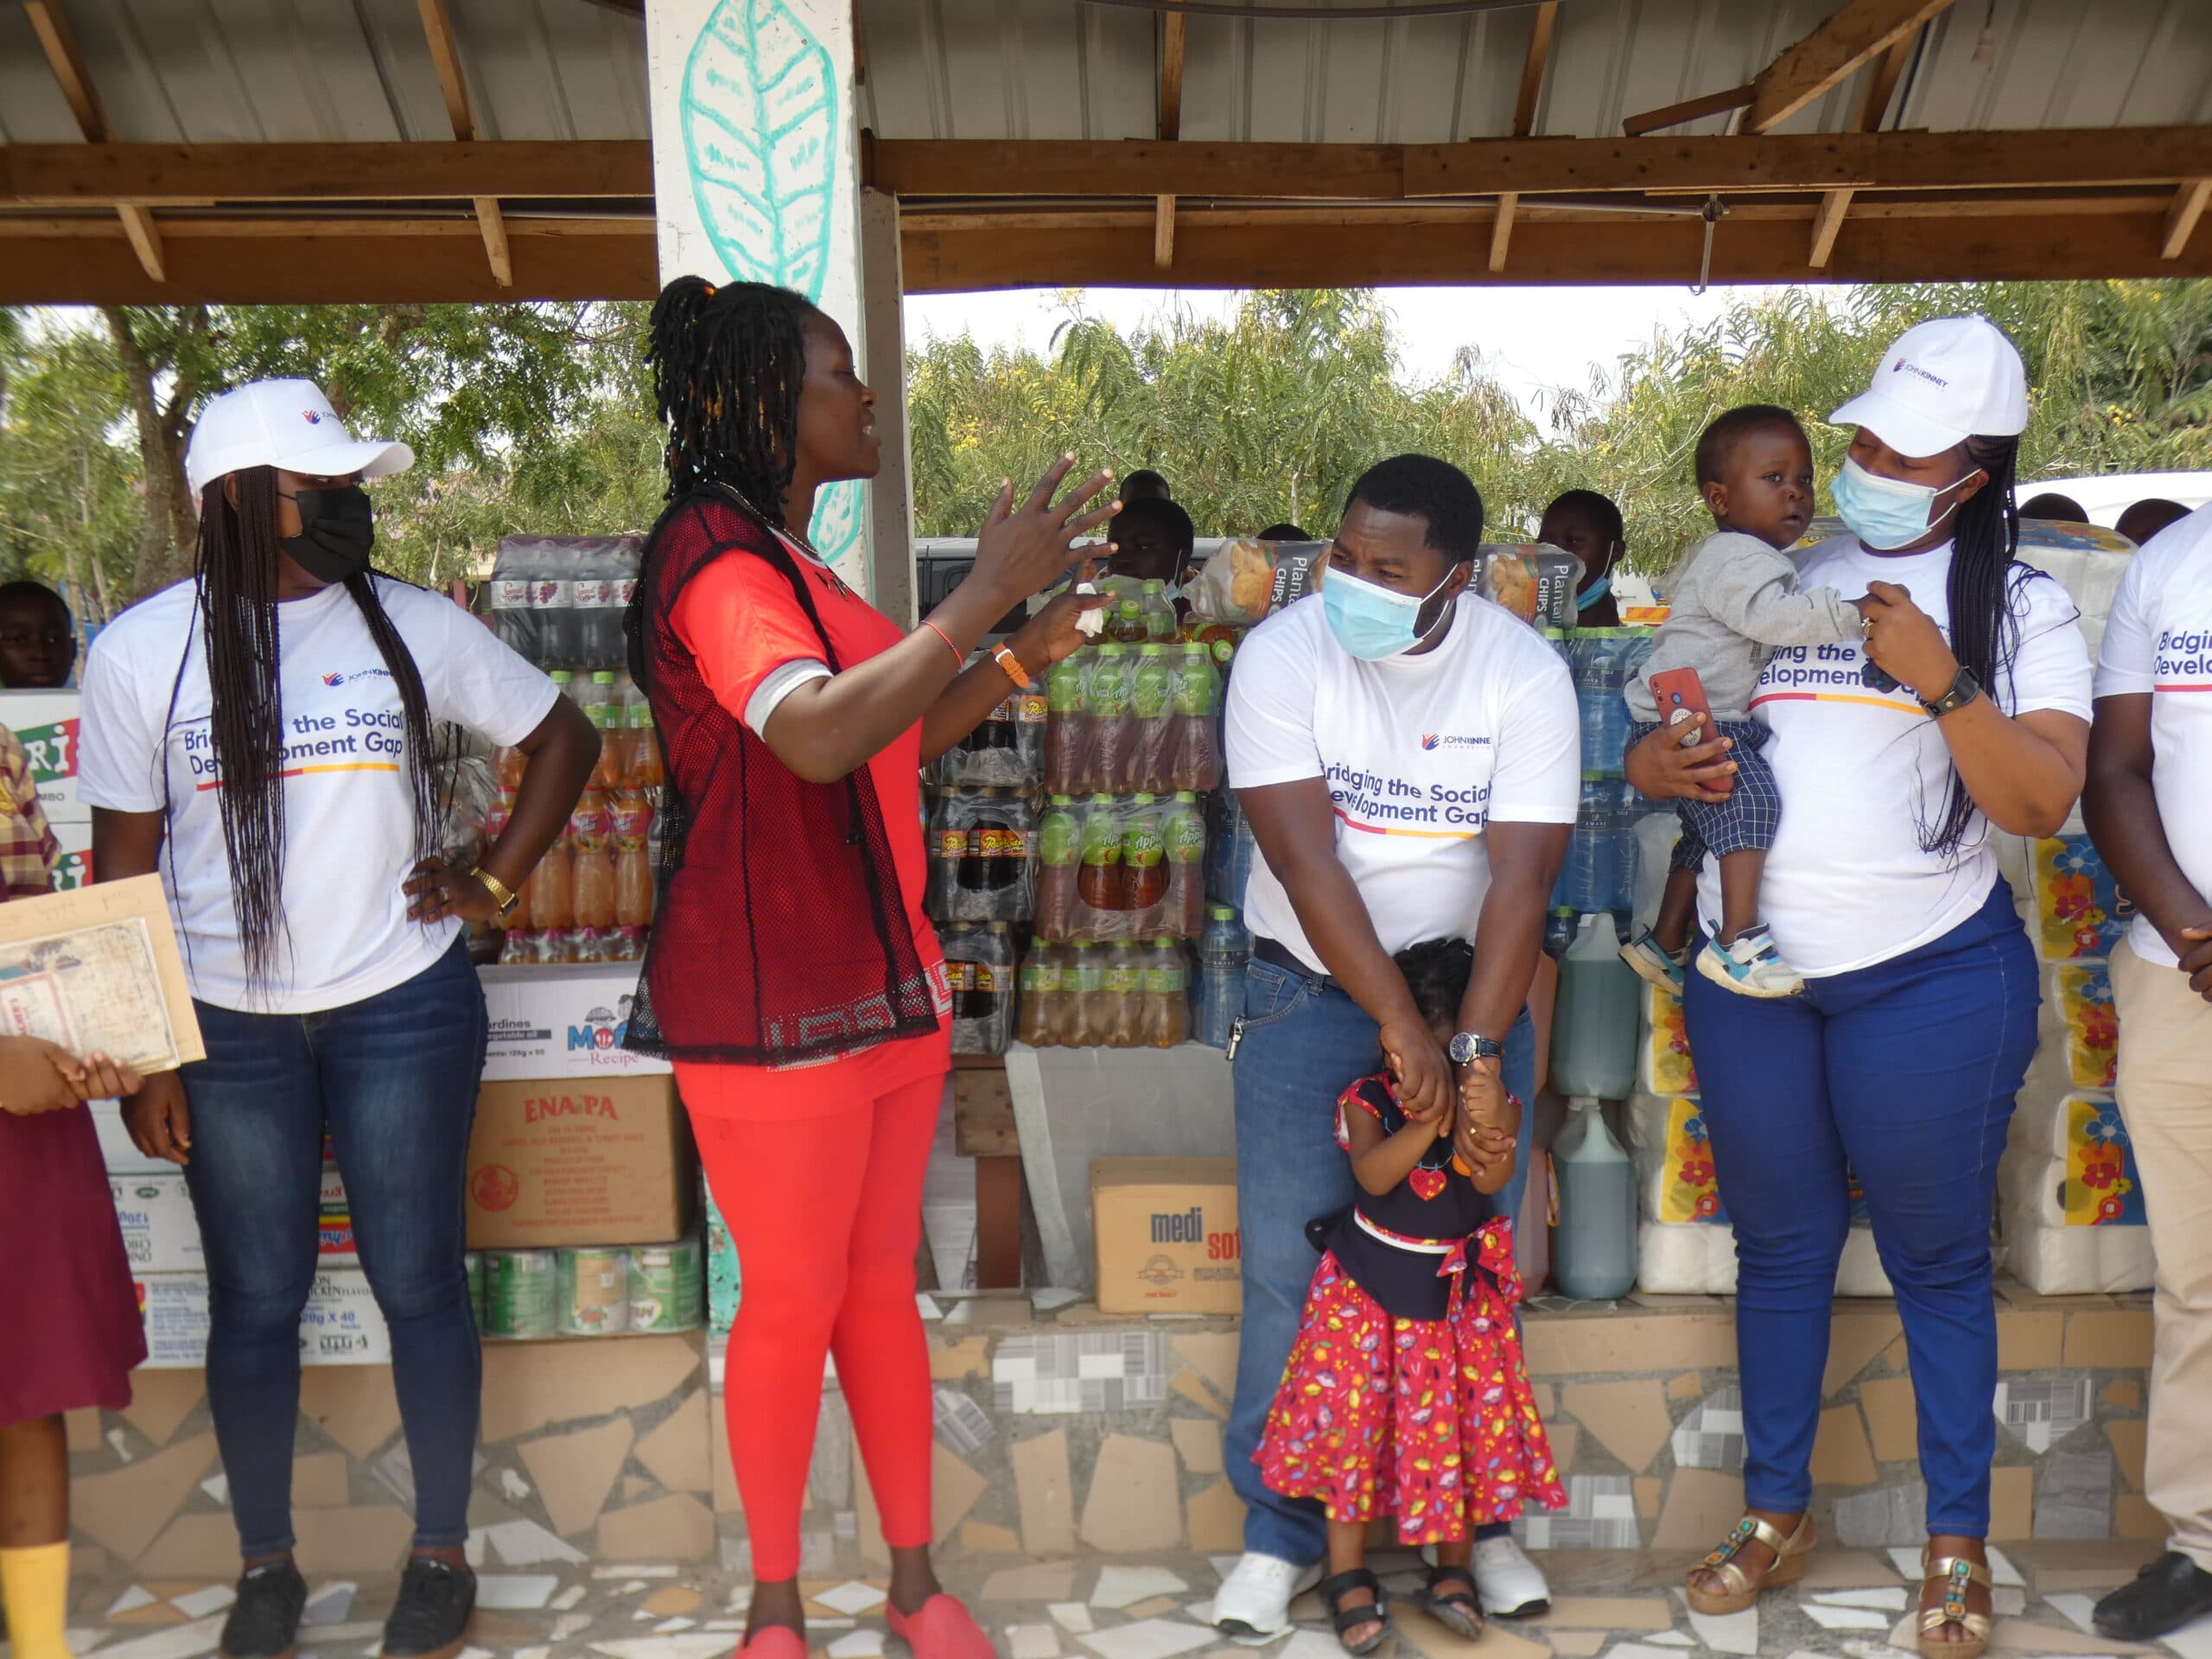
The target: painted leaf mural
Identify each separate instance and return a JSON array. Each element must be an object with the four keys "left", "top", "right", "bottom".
[{"left": 680, "top": 0, "right": 864, "bottom": 569}]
